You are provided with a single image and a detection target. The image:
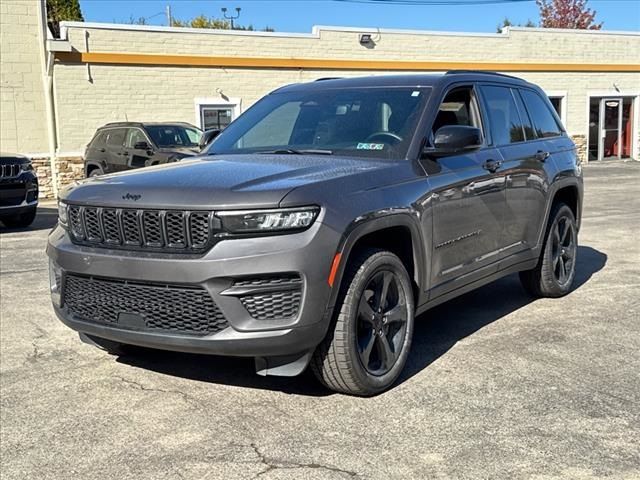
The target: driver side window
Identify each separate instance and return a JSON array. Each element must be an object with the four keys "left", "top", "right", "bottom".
[{"left": 432, "top": 86, "right": 482, "bottom": 136}]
